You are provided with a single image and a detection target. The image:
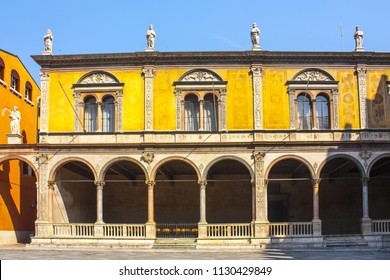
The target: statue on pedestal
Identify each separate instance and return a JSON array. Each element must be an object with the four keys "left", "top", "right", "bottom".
[
  {"left": 251, "top": 23, "right": 261, "bottom": 50},
  {"left": 2, "top": 106, "right": 21, "bottom": 135},
  {"left": 354, "top": 25, "right": 364, "bottom": 51},
  {"left": 43, "top": 29, "right": 53, "bottom": 54},
  {"left": 146, "top": 24, "right": 156, "bottom": 51}
]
